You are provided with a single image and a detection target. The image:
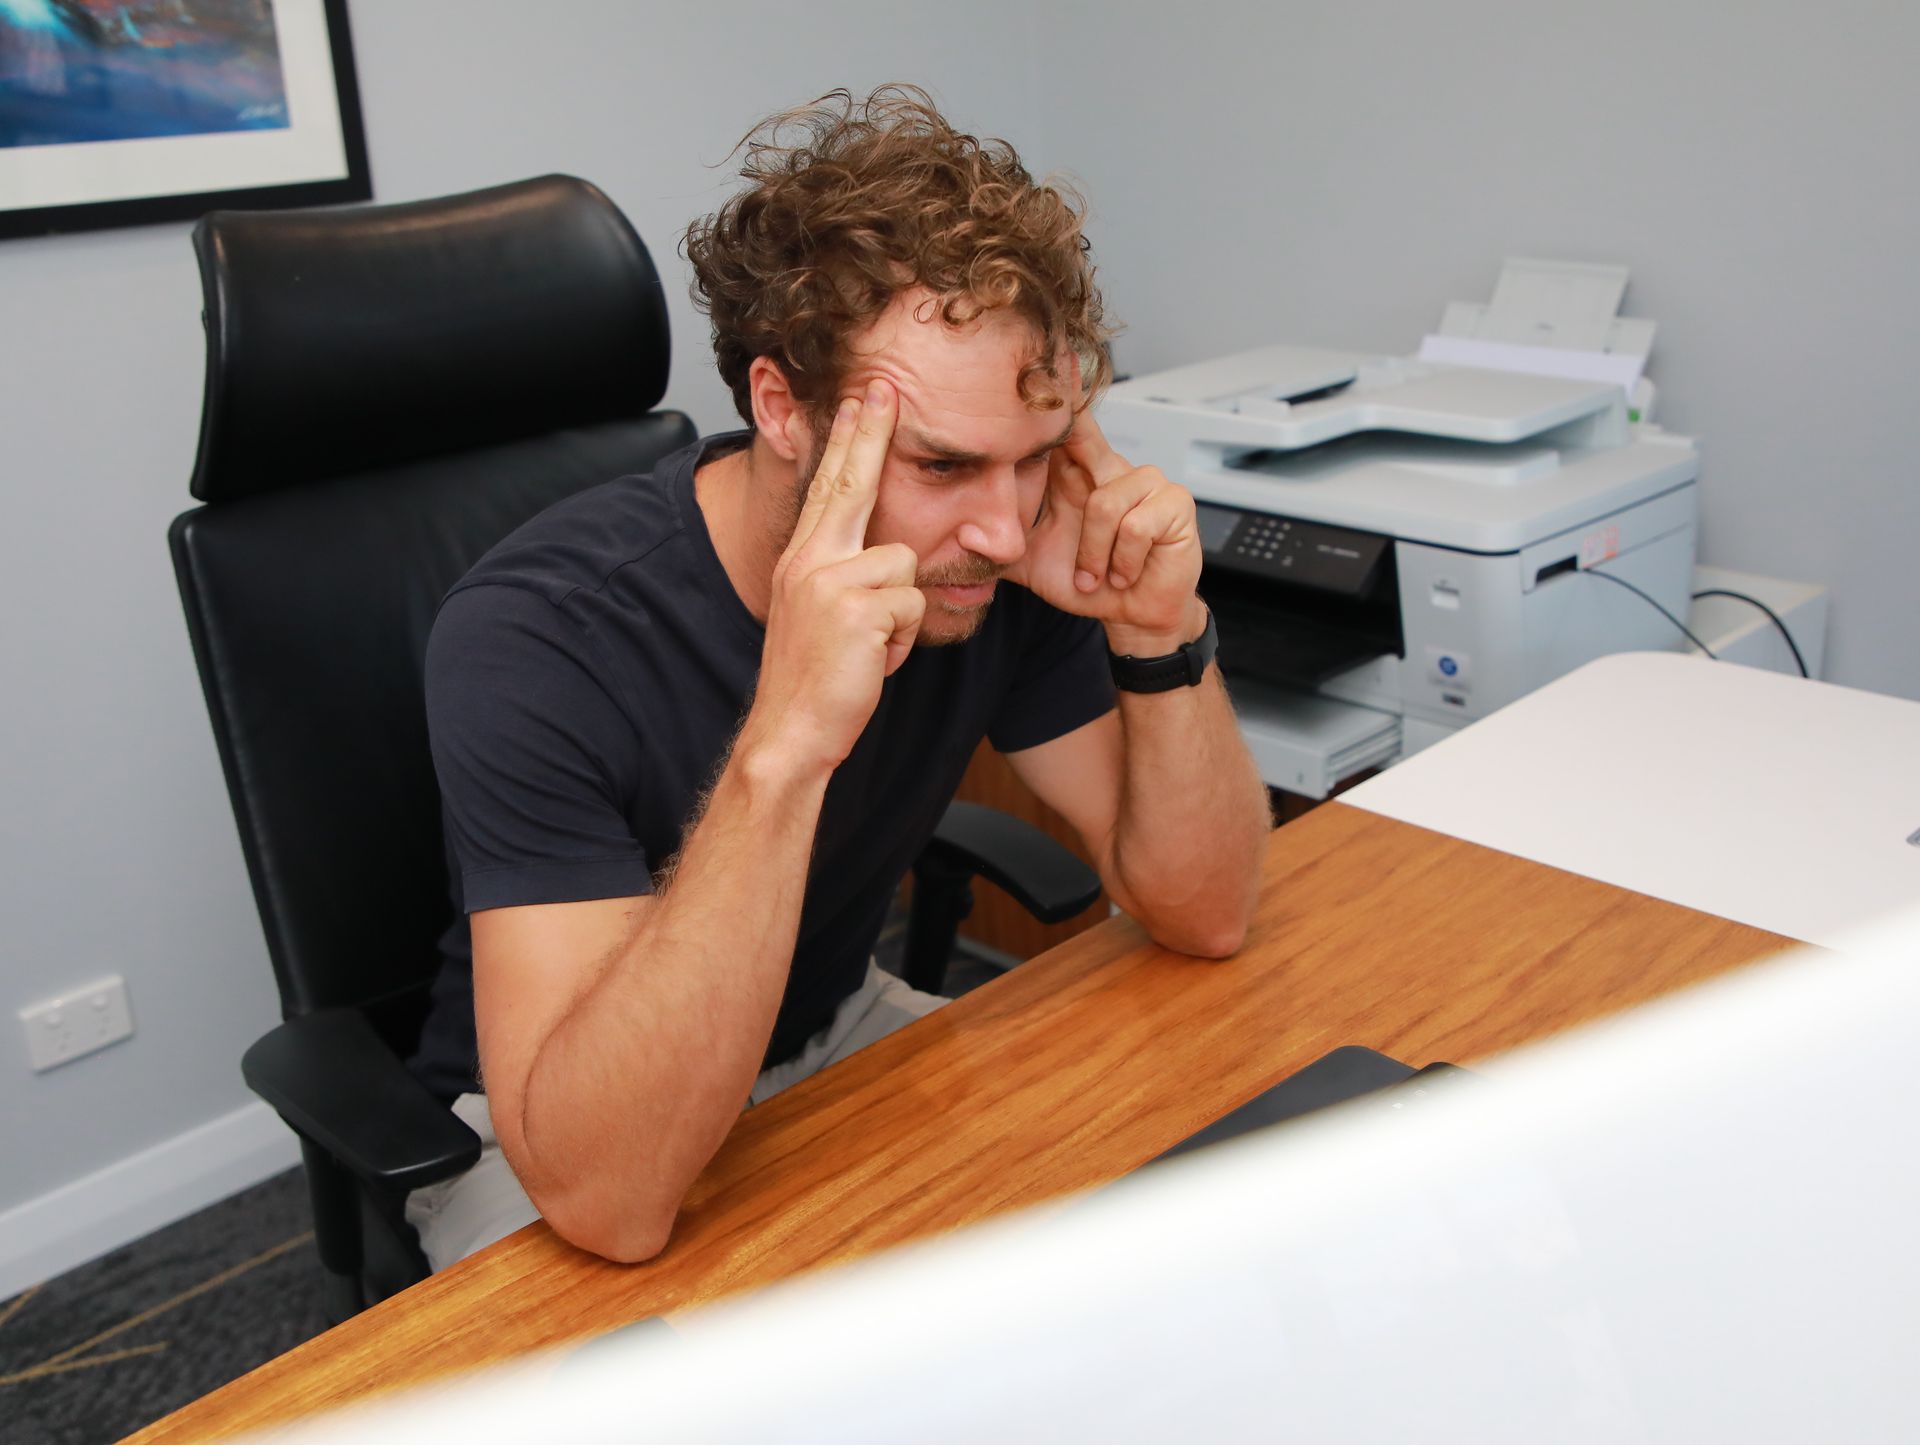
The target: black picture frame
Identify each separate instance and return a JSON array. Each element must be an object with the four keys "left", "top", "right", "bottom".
[{"left": 0, "top": 0, "right": 371, "bottom": 241}]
